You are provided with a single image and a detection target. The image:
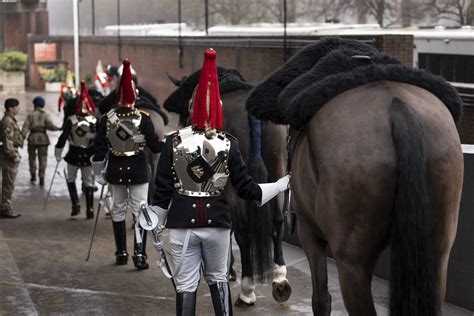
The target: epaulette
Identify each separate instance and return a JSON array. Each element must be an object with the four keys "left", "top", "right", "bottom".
[
  {"left": 101, "top": 108, "right": 114, "bottom": 119},
  {"left": 69, "top": 114, "right": 78, "bottom": 125},
  {"left": 137, "top": 109, "right": 150, "bottom": 116}
]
